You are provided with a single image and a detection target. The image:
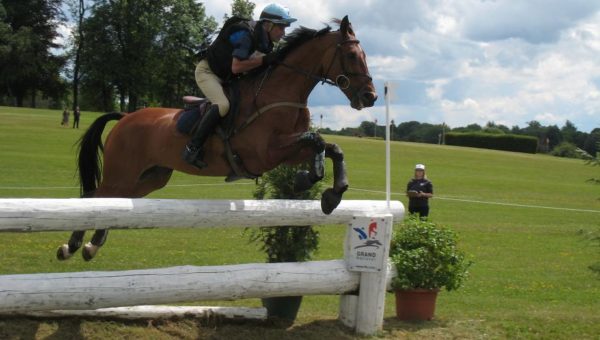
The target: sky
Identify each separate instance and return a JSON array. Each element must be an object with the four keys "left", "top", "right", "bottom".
[{"left": 201, "top": 0, "right": 600, "bottom": 132}]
